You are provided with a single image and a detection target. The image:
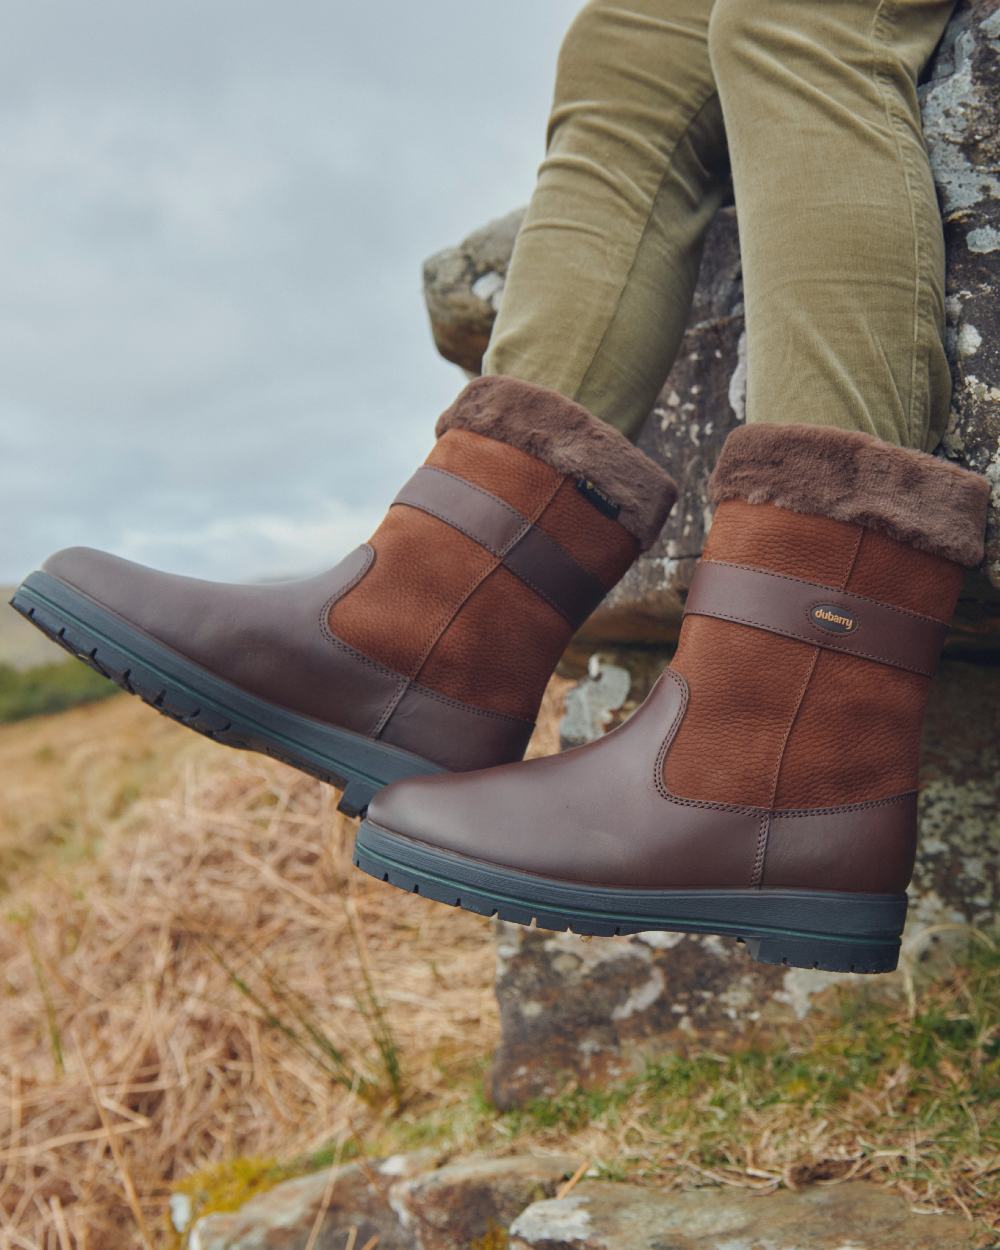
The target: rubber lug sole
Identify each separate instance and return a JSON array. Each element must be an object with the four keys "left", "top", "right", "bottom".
[
  {"left": 354, "top": 821, "right": 907, "bottom": 974},
  {"left": 11, "top": 571, "right": 443, "bottom": 816}
]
